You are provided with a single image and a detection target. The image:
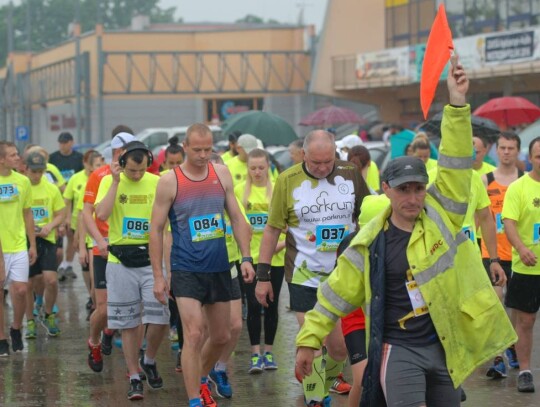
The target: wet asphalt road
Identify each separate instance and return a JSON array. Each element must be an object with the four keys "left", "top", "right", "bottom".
[{"left": 1, "top": 263, "right": 540, "bottom": 407}]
